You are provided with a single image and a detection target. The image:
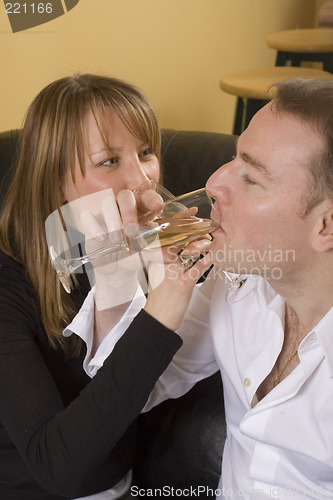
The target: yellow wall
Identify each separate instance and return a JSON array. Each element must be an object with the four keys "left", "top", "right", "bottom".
[{"left": 0, "top": 0, "right": 317, "bottom": 134}]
